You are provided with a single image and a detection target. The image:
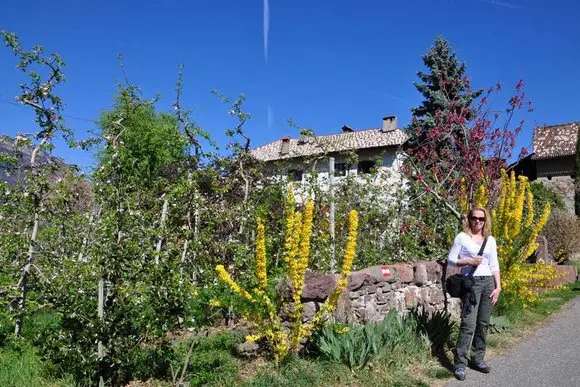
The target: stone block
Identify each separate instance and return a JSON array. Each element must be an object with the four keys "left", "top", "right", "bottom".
[
  {"left": 301, "top": 272, "right": 337, "bottom": 301},
  {"left": 428, "top": 287, "right": 445, "bottom": 304},
  {"left": 335, "top": 292, "right": 355, "bottom": 324},
  {"left": 534, "top": 236, "right": 553, "bottom": 263},
  {"left": 404, "top": 289, "right": 419, "bottom": 309},
  {"left": 302, "top": 301, "right": 320, "bottom": 321},
  {"left": 235, "top": 342, "right": 260, "bottom": 359},
  {"left": 376, "top": 292, "right": 391, "bottom": 305},
  {"left": 413, "top": 263, "right": 428, "bottom": 286},
  {"left": 379, "top": 282, "right": 392, "bottom": 291},
  {"left": 389, "top": 264, "right": 414, "bottom": 283},
  {"left": 367, "top": 285, "right": 378, "bottom": 293},
  {"left": 347, "top": 272, "right": 371, "bottom": 291},
  {"left": 423, "top": 260, "right": 443, "bottom": 282},
  {"left": 354, "top": 265, "right": 399, "bottom": 284}
]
